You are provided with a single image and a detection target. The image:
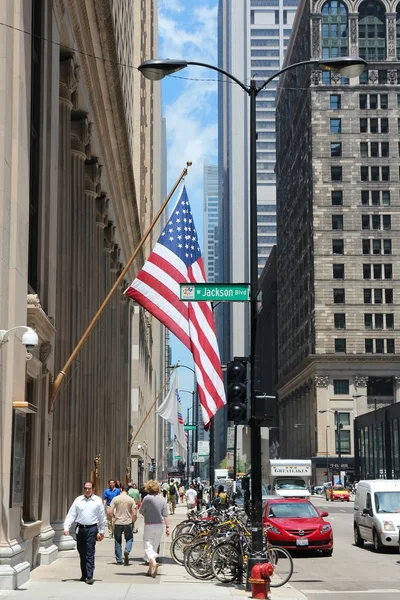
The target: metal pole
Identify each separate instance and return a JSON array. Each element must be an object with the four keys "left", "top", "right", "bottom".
[
  {"left": 248, "top": 80, "right": 266, "bottom": 574},
  {"left": 194, "top": 389, "right": 199, "bottom": 480},
  {"left": 326, "top": 426, "right": 329, "bottom": 480},
  {"left": 49, "top": 163, "right": 192, "bottom": 411},
  {"left": 233, "top": 425, "right": 237, "bottom": 482},
  {"left": 336, "top": 411, "right": 342, "bottom": 484},
  {"left": 187, "top": 407, "right": 190, "bottom": 485},
  {"left": 209, "top": 416, "right": 214, "bottom": 498}
]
